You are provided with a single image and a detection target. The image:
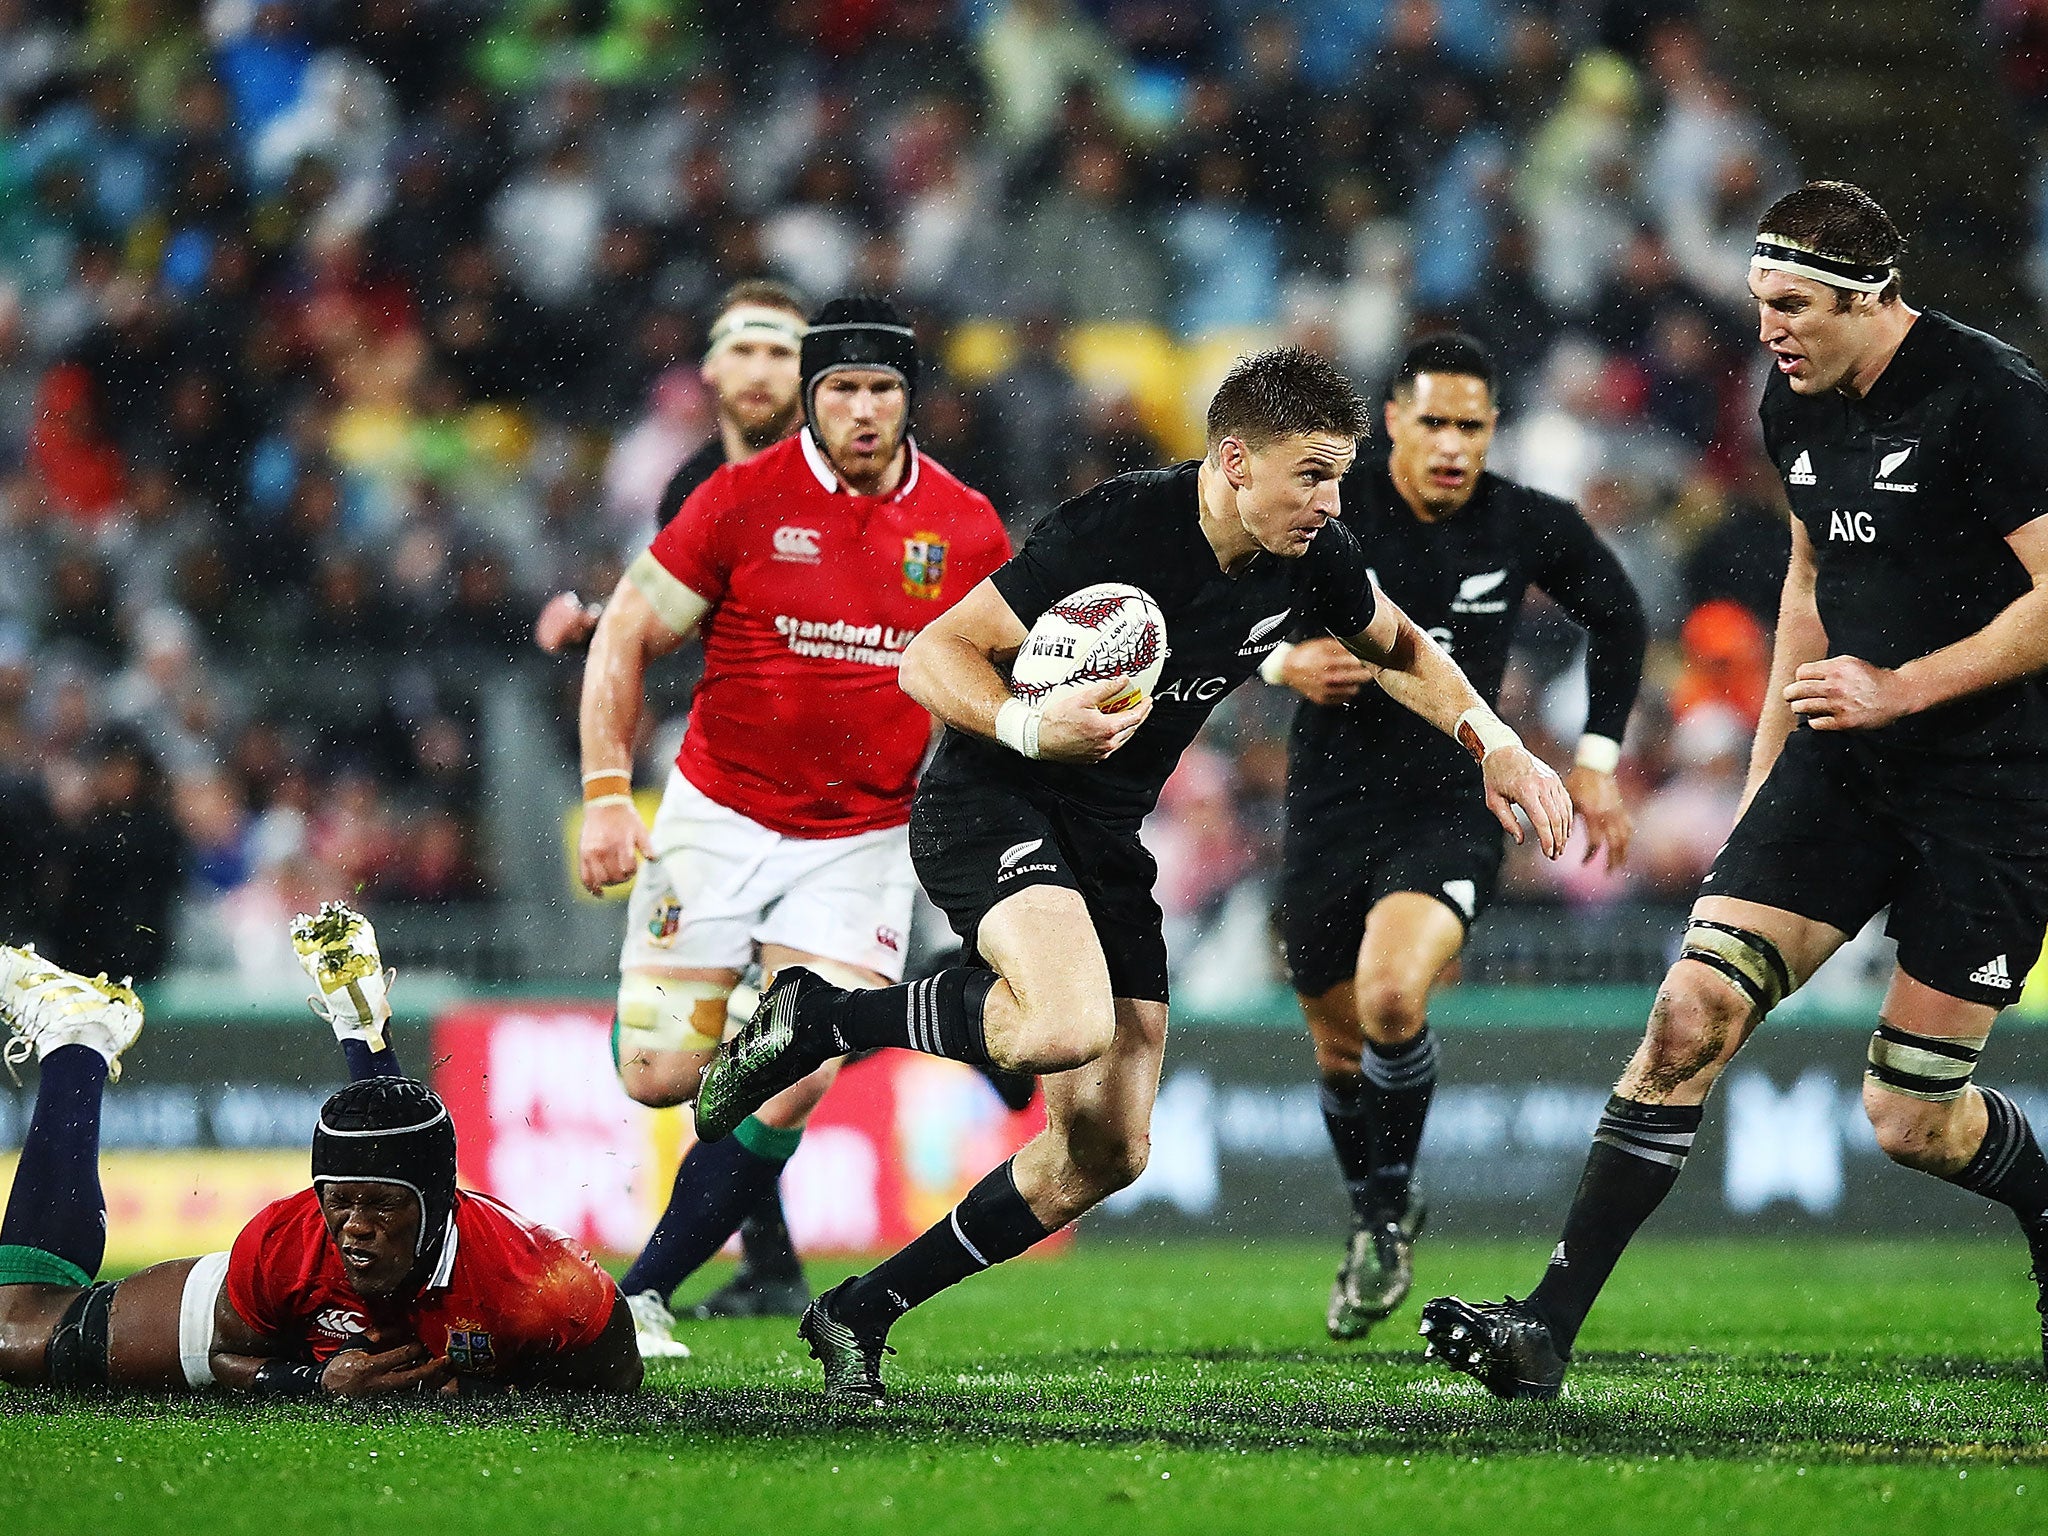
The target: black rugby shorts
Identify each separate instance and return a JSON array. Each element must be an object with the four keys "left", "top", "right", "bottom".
[
  {"left": 909, "top": 774, "right": 1170, "bottom": 1004},
  {"left": 1705, "top": 728, "right": 2048, "bottom": 1008},
  {"left": 1279, "top": 800, "right": 1504, "bottom": 997}
]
